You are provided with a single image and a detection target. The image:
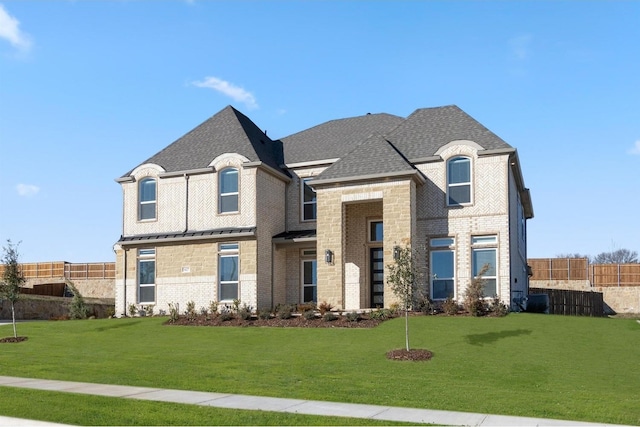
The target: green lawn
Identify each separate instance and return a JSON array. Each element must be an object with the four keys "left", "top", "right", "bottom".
[{"left": 0, "top": 314, "right": 638, "bottom": 426}]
